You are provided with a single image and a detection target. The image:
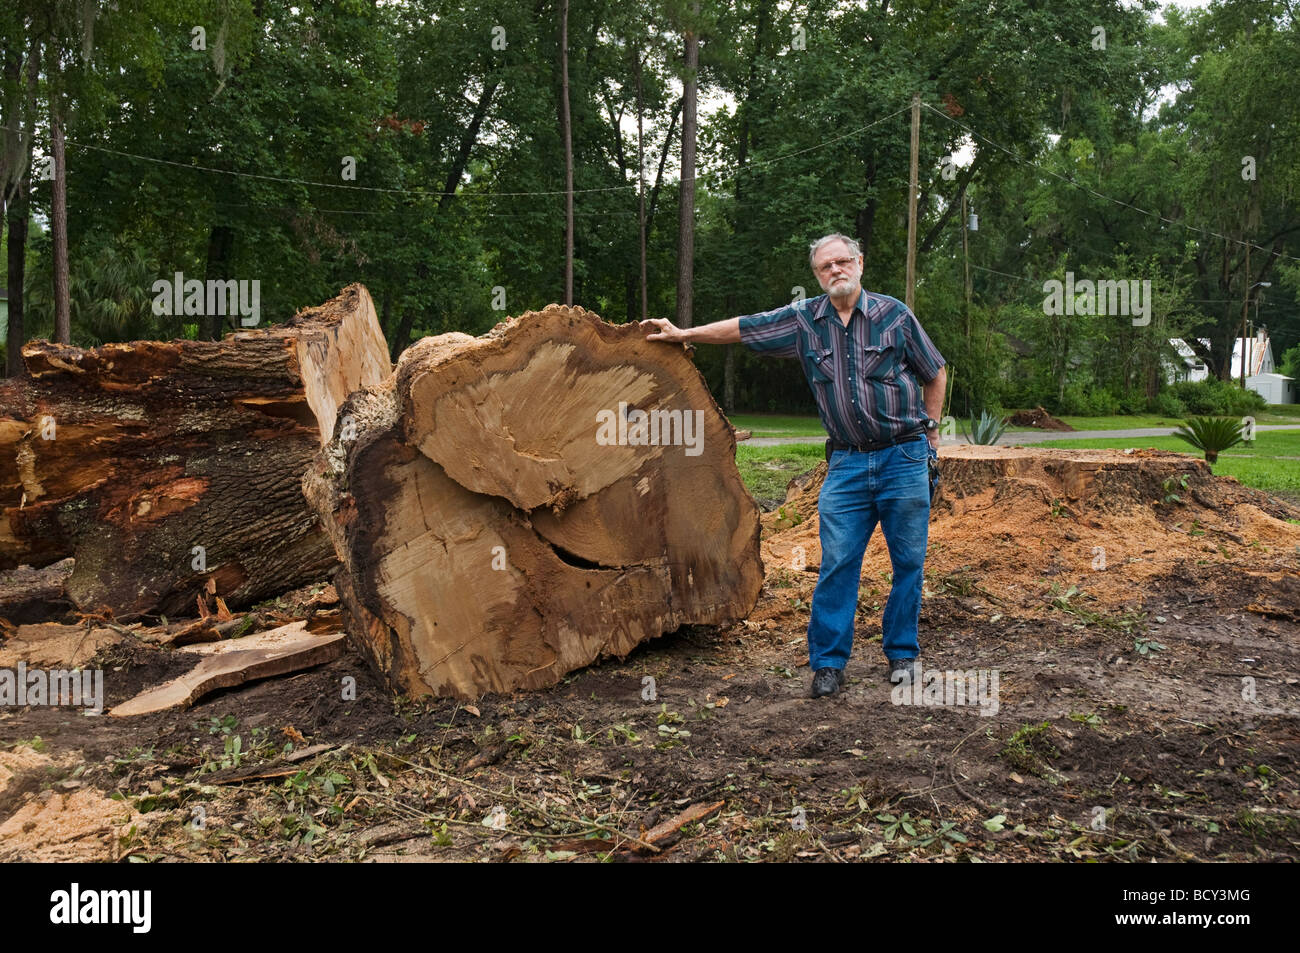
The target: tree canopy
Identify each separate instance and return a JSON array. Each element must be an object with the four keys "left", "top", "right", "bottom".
[{"left": 3, "top": 0, "right": 1297, "bottom": 415}]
